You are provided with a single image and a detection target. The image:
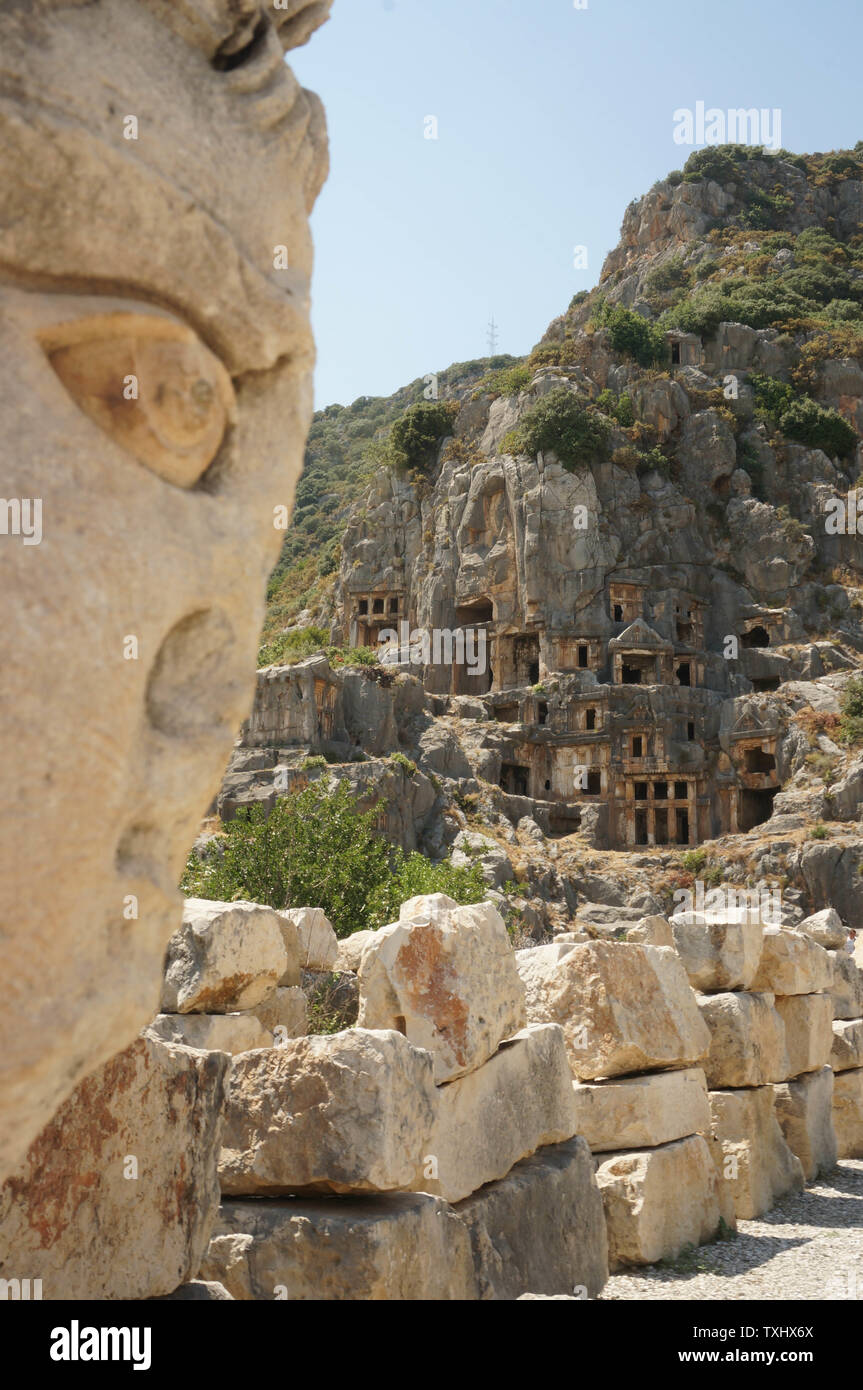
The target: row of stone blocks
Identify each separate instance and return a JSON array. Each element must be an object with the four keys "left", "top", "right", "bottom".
[
  {"left": 0, "top": 894, "right": 611, "bottom": 1299},
  {"left": 203, "top": 887, "right": 612, "bottom": 1297},
  {"left": 517, "top": 908, "right": 863, "bottom": 1267},
  {"left": 2, "top": 894, "right": 861, "bottom": 1297}
]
